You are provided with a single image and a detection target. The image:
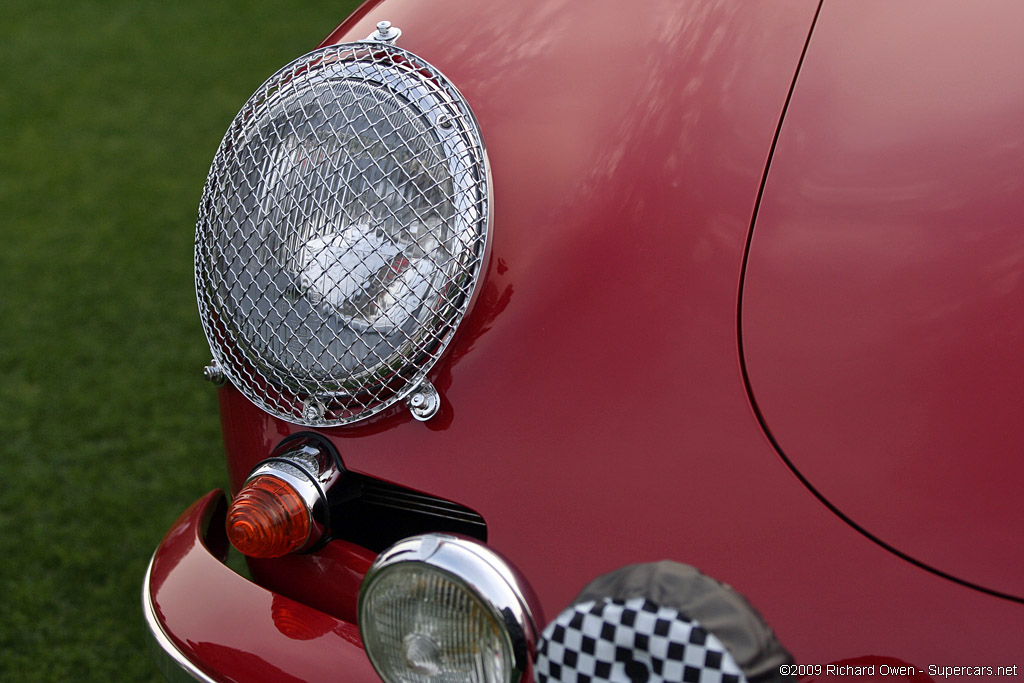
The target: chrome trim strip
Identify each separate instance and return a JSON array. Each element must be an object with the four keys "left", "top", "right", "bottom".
[{"left": 142, "top": 553, "right": 218, "bottom": 683}]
